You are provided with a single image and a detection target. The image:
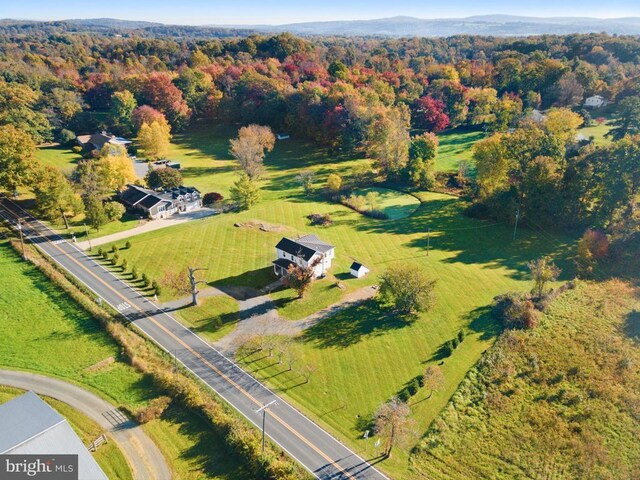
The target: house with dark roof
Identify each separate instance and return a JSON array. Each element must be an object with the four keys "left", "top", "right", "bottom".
[
  {"left": 120, "top": 184, "right": 202, "bottom": 219},
  {"left": 76, "top": 131, "right": 132, "bottom": 153},
  {"left": 273, "top": 234, "right": 335, "bottom": 278},
  {"left": 0, "top": 391, "right": 108, "bottom": 480}
]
